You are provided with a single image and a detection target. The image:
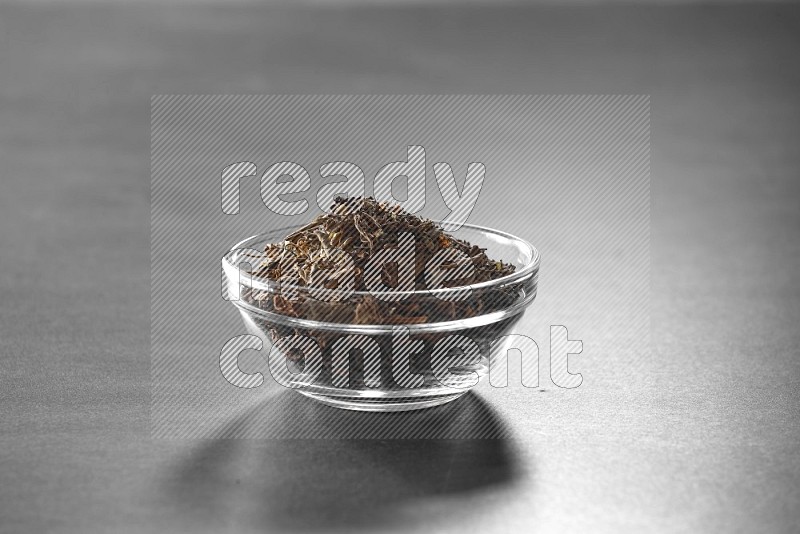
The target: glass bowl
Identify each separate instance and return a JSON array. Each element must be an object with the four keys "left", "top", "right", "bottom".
[{"left": 222, "top": 222, "right": 539, "bottom": 411}]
